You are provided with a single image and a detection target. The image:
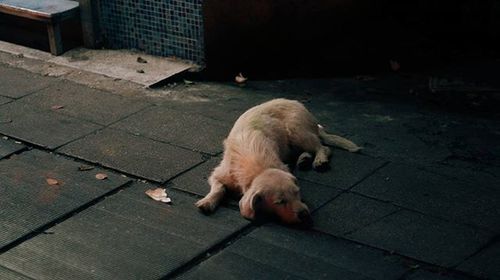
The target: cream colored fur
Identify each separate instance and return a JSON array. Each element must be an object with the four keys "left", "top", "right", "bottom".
[{"left": 195, "top": 98, "right": 361, "bottom": 224}]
